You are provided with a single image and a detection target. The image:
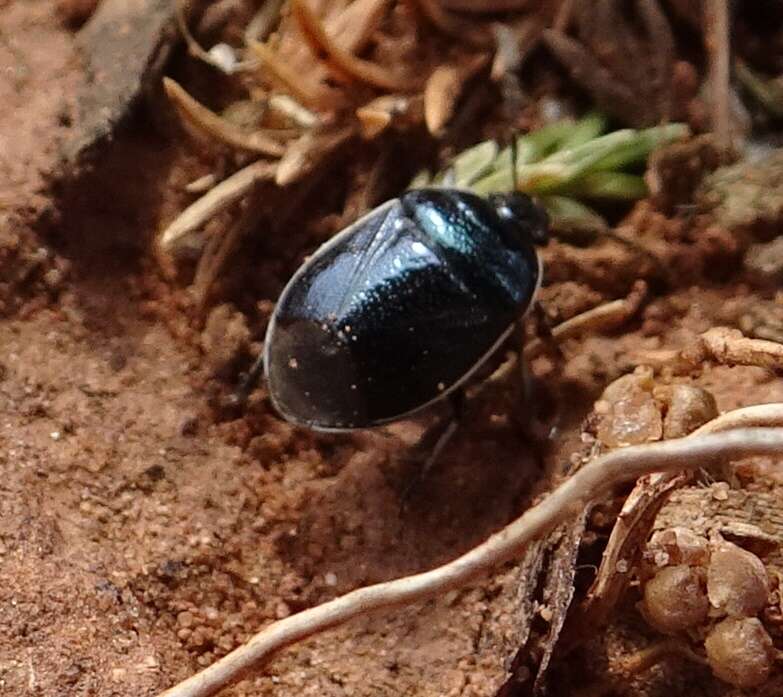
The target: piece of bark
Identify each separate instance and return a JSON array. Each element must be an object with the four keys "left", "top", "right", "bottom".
[
  {"left": 59, "top": 0, "right": 180, "bottom": 174},
  {"left": 495, "top": 513, "right": 588, "bottom": 696}
]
